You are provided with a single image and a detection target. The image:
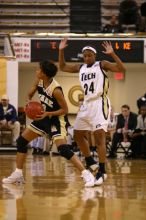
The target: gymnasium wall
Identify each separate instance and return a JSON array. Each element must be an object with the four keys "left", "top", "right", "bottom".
[{"left": 0, "top": 59, "right": 18, "bottom": 110}]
